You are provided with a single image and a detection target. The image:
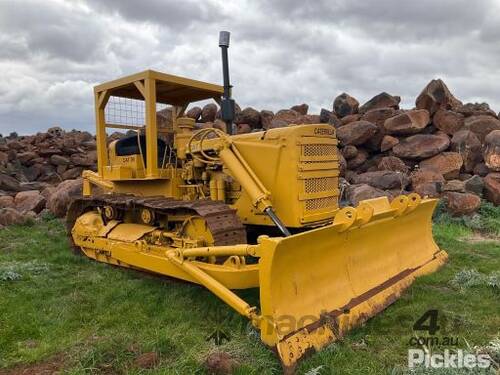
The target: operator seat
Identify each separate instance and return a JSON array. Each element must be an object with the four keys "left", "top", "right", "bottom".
[{"left": 115, "top": 134, "right": 168, "bottom": 167}]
